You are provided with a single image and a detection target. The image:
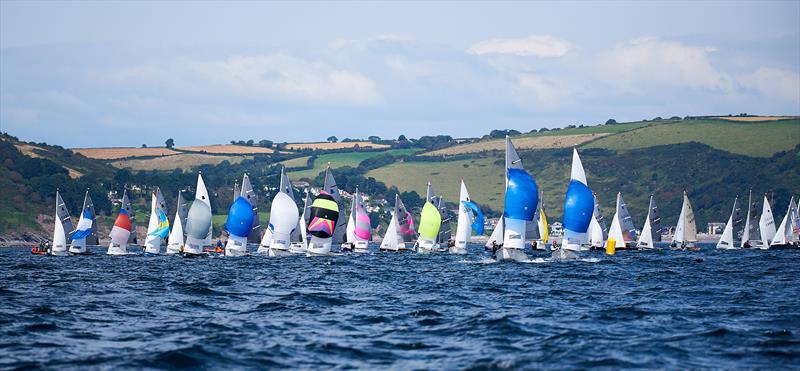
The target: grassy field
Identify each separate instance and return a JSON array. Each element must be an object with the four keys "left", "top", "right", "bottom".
[
  {"left": 715, "top": 116, "right": 798, "bottom": 122},
  {"left": 583, "top": 119, "right": 800, "bottom": 157},
  {"left": 425, "top": 133, "right": 608, "bottom": 156},
  {"left": 111, "top": 153, "right": 251, "bottom": 171},
  {"left": 72, "top": 147, "right": 180, "bottom": 159},
  {"left": 285, "top": 141, "right": 390, "bottom": 151},
  {"left": 177, "top": 144, "right": 274, "bottom": 154},
  {"left": 289, "top": 148, "right": 421, "bottom": 179},
  {"left": 279, "top": 156, "right": 311, "bottom": 168}
]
